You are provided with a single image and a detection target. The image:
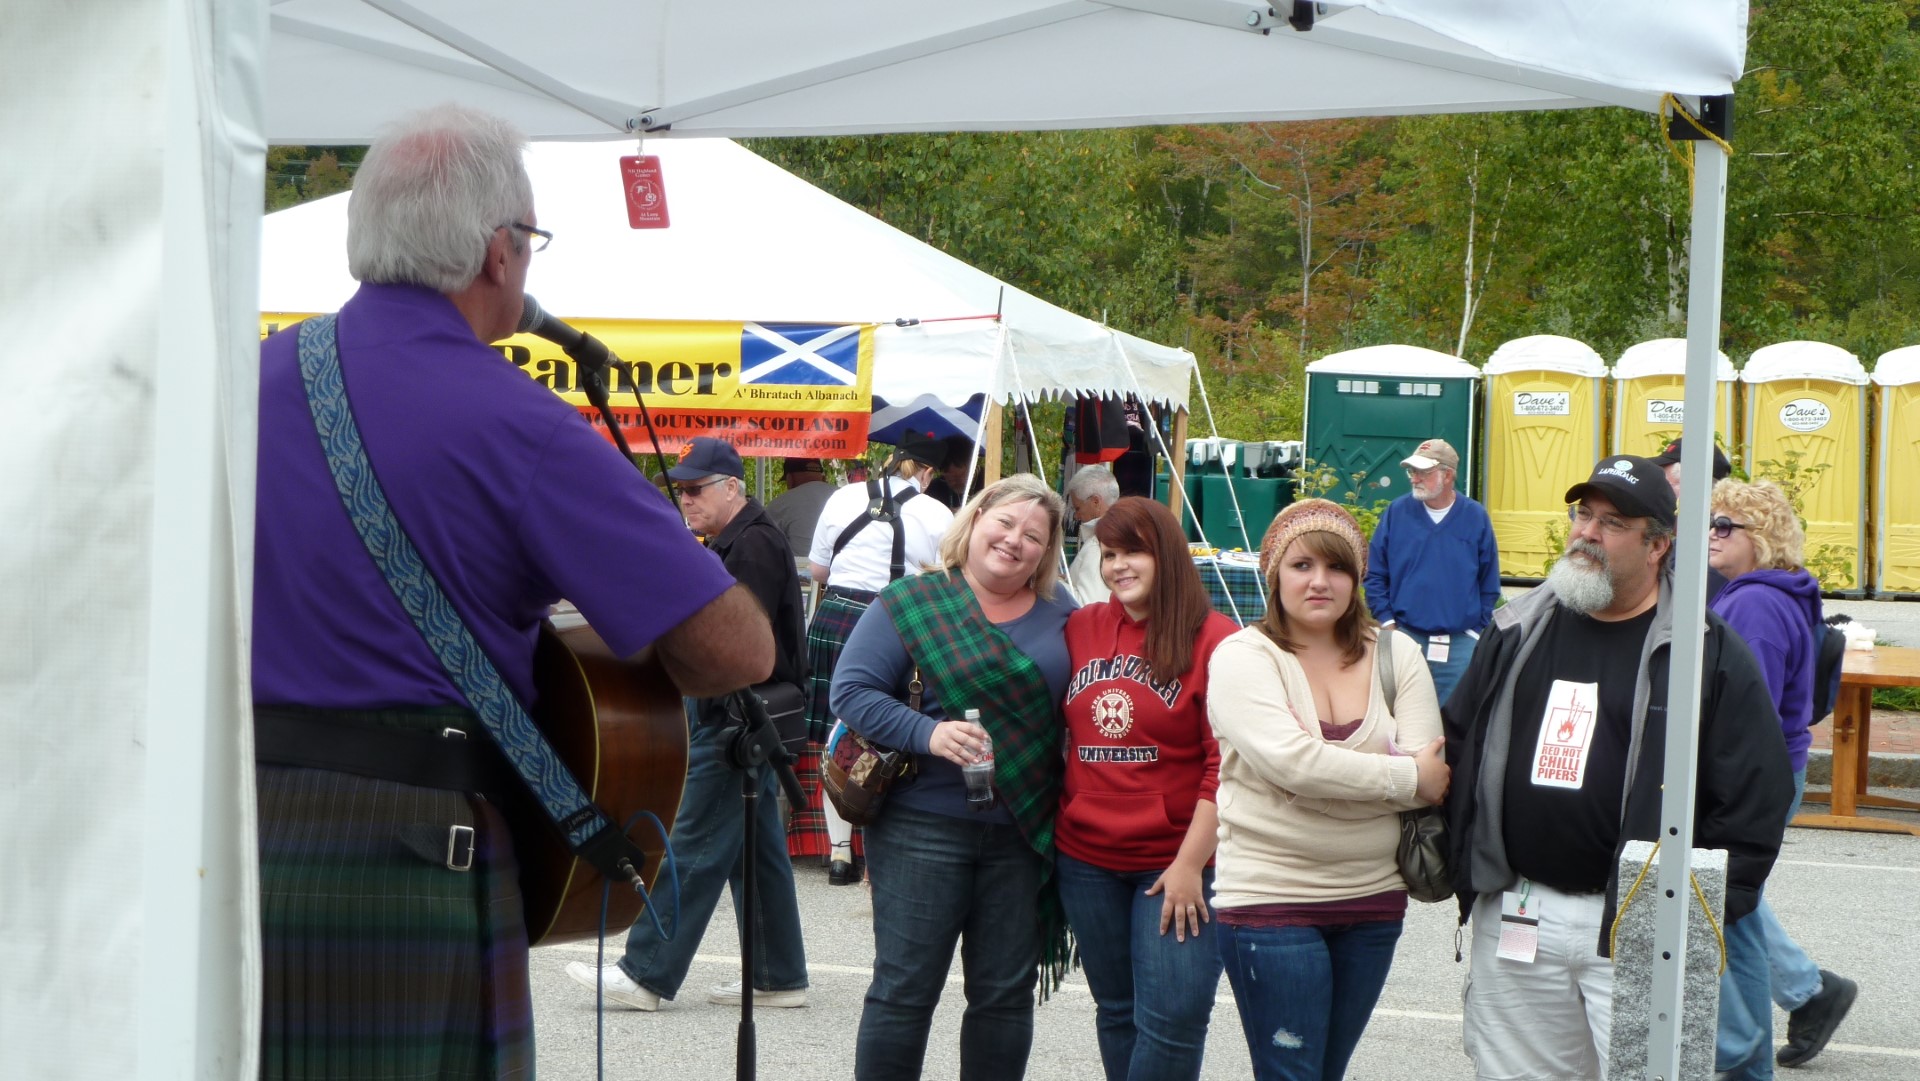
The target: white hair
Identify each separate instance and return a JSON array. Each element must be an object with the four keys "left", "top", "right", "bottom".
[
  {"left": 347, "top": 103, "right": 534, "bottom": 292},
  {"left": 1547, "top": 540, "right": 1616, "bottom": 614},
  {"left": 1065, "top": 464, "right": 1120, "bottom": 504}
]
